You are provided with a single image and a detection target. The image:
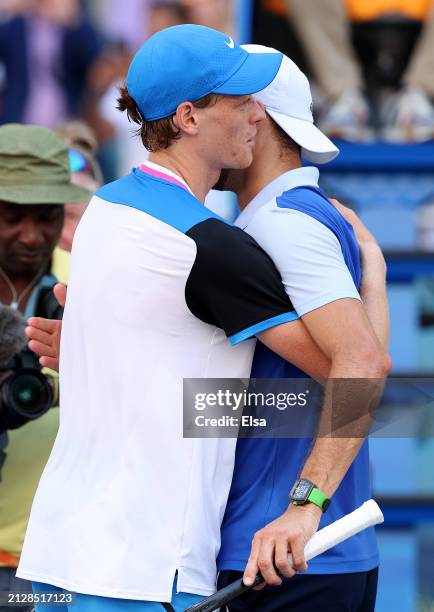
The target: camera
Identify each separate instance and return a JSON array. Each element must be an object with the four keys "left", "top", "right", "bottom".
[
  {"left": 0, "top": 290, "right": 62, "bottom": 434},
  {"left": 0, "top": 348, "right": 56, "bottom": 432}
]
